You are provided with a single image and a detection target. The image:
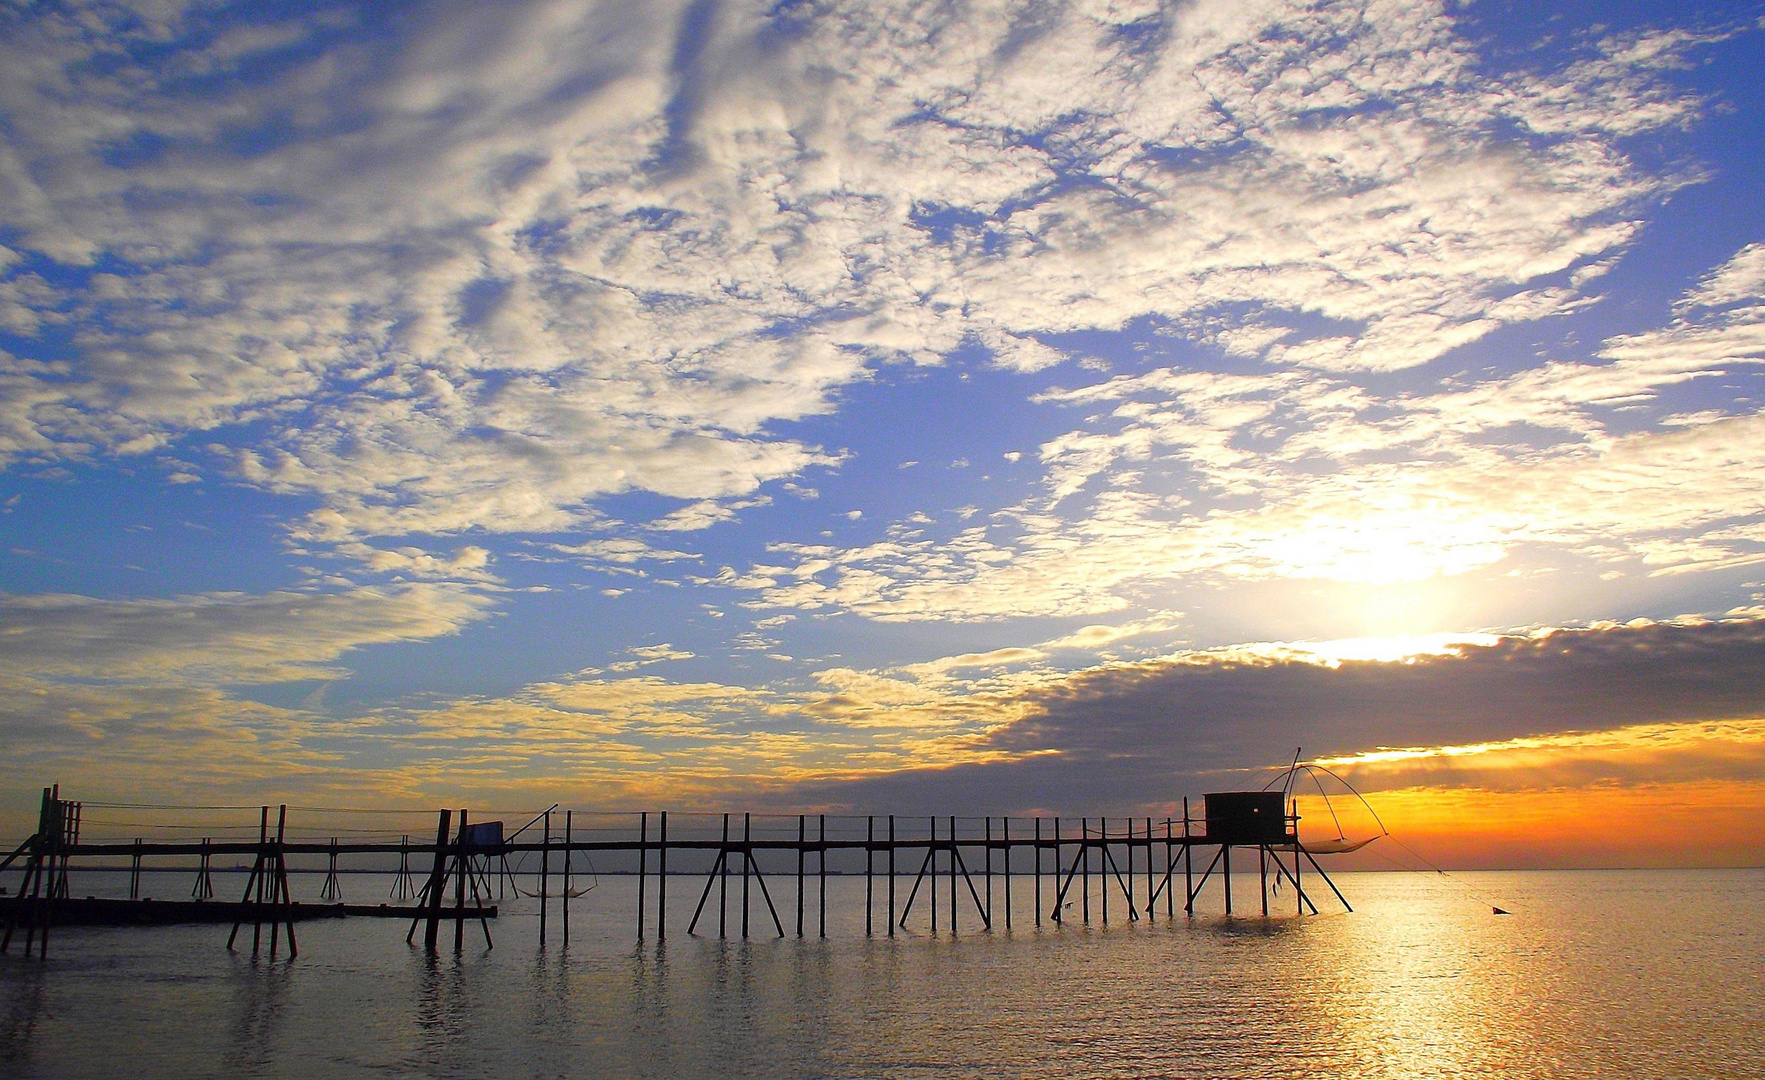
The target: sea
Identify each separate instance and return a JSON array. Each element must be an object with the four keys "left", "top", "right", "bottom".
[{"left": 0, "top": 868, "right": 1759, "bottom": 1078}]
